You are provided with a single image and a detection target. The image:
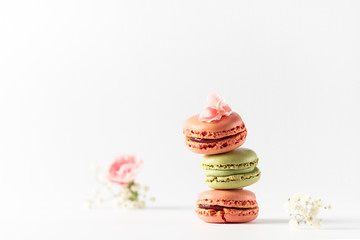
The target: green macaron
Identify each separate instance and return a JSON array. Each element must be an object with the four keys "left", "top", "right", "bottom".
[{"left": 201, "top": 148, "right": 260, "bottom": 189}]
